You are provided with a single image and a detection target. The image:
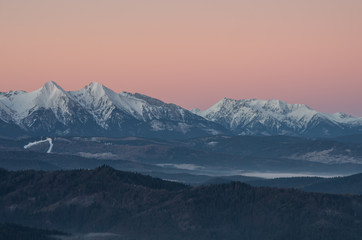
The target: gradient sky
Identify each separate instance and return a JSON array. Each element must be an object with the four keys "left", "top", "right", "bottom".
[{"left": 1, "top": 1, "right": 362, "bottom": 116}]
